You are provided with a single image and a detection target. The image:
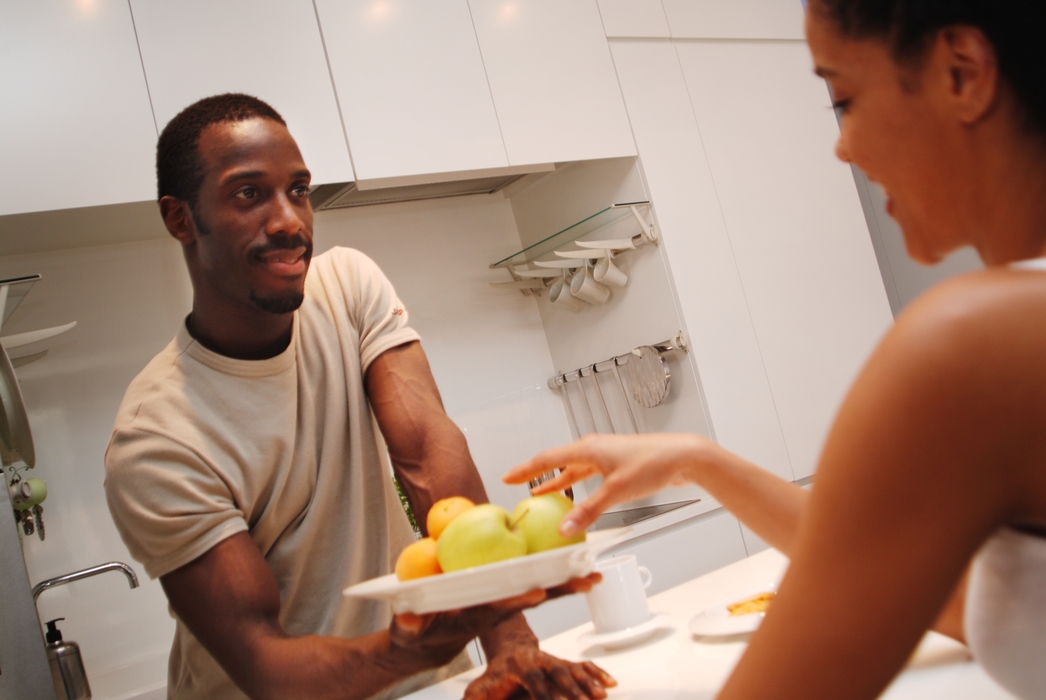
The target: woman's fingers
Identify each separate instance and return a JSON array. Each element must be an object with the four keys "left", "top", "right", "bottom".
[
  {"left": 559, "top": 485, "right": 625, "bottom": 537},
  {"left": 504, "top": 440, "right": 605, "bottom": 484},
  {"left": 528, "top": 465, "right": 592, "bottom": 495}
]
